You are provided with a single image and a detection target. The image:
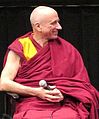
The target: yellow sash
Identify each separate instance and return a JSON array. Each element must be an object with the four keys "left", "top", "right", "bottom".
[{"left": 19, "top": 37, "right": 37, "bottom": 60}]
